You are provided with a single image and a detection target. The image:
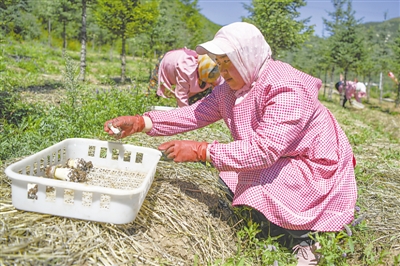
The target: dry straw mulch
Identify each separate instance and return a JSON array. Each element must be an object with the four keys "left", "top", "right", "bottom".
[{"left": 1, "top": 123, "right": 239, "bottom": 266}]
